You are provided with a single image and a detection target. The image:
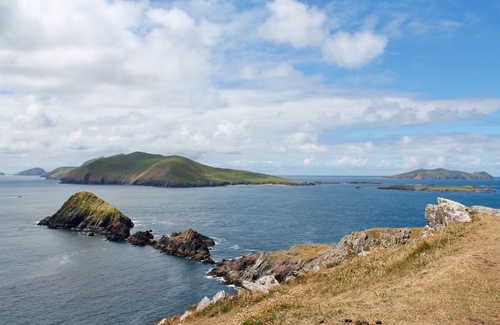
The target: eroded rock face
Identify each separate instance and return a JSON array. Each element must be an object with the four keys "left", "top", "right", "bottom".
[
  {"left": 209, "top": 229, "right": 416, "bottom": 291},
  {"left": 425, "top": 198, "right": 471, "bottom": 229},
  {"left": 37, "top": 191, "right": 134, "bottom": 241},
  {"left": 153, "top": 228, "right": 215, "bottom": 264}
]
